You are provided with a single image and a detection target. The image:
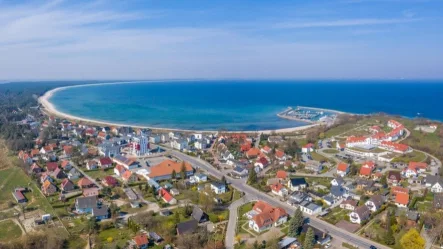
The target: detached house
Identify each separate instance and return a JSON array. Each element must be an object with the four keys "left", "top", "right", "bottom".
[
  {"left": 98, "top": 157, "right": 113, "bottom": 169},
  {"left": 60, "top": 179, "right": 75, "bottom": 192},
  {"left": 425, "top": 175, "right": 443, "bottom": 193},
  {"left": 275, "top": 150, "right": 287, "bottom": 162},
  {"left": 365, "top": 195, "right": 384, "bottom": 212},
  {"left": 60, "top": 160, "right": 72, "bottom": 171},
  {"left": 302, "top": 143, "right": 315, "bottom": 153},
  {"left": 102, "top": 176, "right": 118, "bottom": 187},
  {"left": 248, "top": 201, "right": 288, "bottom": 233},
  {"left": 395, "top": 192, "right": 409, "bottom": 208},
  {"left": 210, "top": 182, "right": 226, "bottom": 194},
  {"left": 86, "top": 160, "right": 98, "bottom": 170},
  {"left": 359, "top": 161, "right": 375, "bottom": 178},
  {"left": 77, "top": 177, "right": 95, "bottom": 189},
  {"left": 114, "top": 164, "right": 126, "bottom": 176},
  {"left": 41, "top": 180, "right": 57, "bottom": 195},
  {"left": 387, "top": 171, "right": 402, "bottom": 185},
  {"left": 133, "top": 234, "right": 149, "bottom": 249},
  {"left": 158, "top": 188, "right": 177, "bottom": 205},
  {"left": 122, "top": 170, "right": 137, "bottom": 183},
  {"left": 350, "top": 205, "right": 371, "bottom": 224},
  {"left": 75, "top": 196, "right": 97, "bottom": 213},
  {"left": 336, "top": 162, "right": 350, "bottom": 177},
  {"left": 46, "top": 162, "right": 58, "bottom": 172},
  {"left": 340, "top": 199, "right": 358, "bottom": 211},
  {"left": 288, "top": 178, "right": 307, "bottom": 192},
  {"left": 270, "top": 183, "right": 288, "bottom": 197}
]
